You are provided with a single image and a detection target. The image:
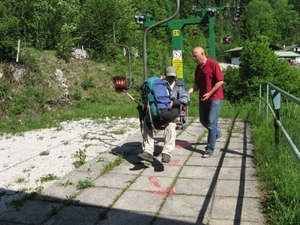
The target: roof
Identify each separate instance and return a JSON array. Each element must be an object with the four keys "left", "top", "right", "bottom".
[
  {"left": 274, "top": 51, "right": 300, "bottom": 57},
  {"left": 224, "top": 44, "right": 283, "bottom": 53},
  {"left": 224, "top": 47, "right": 243, "bottom": 53}
]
